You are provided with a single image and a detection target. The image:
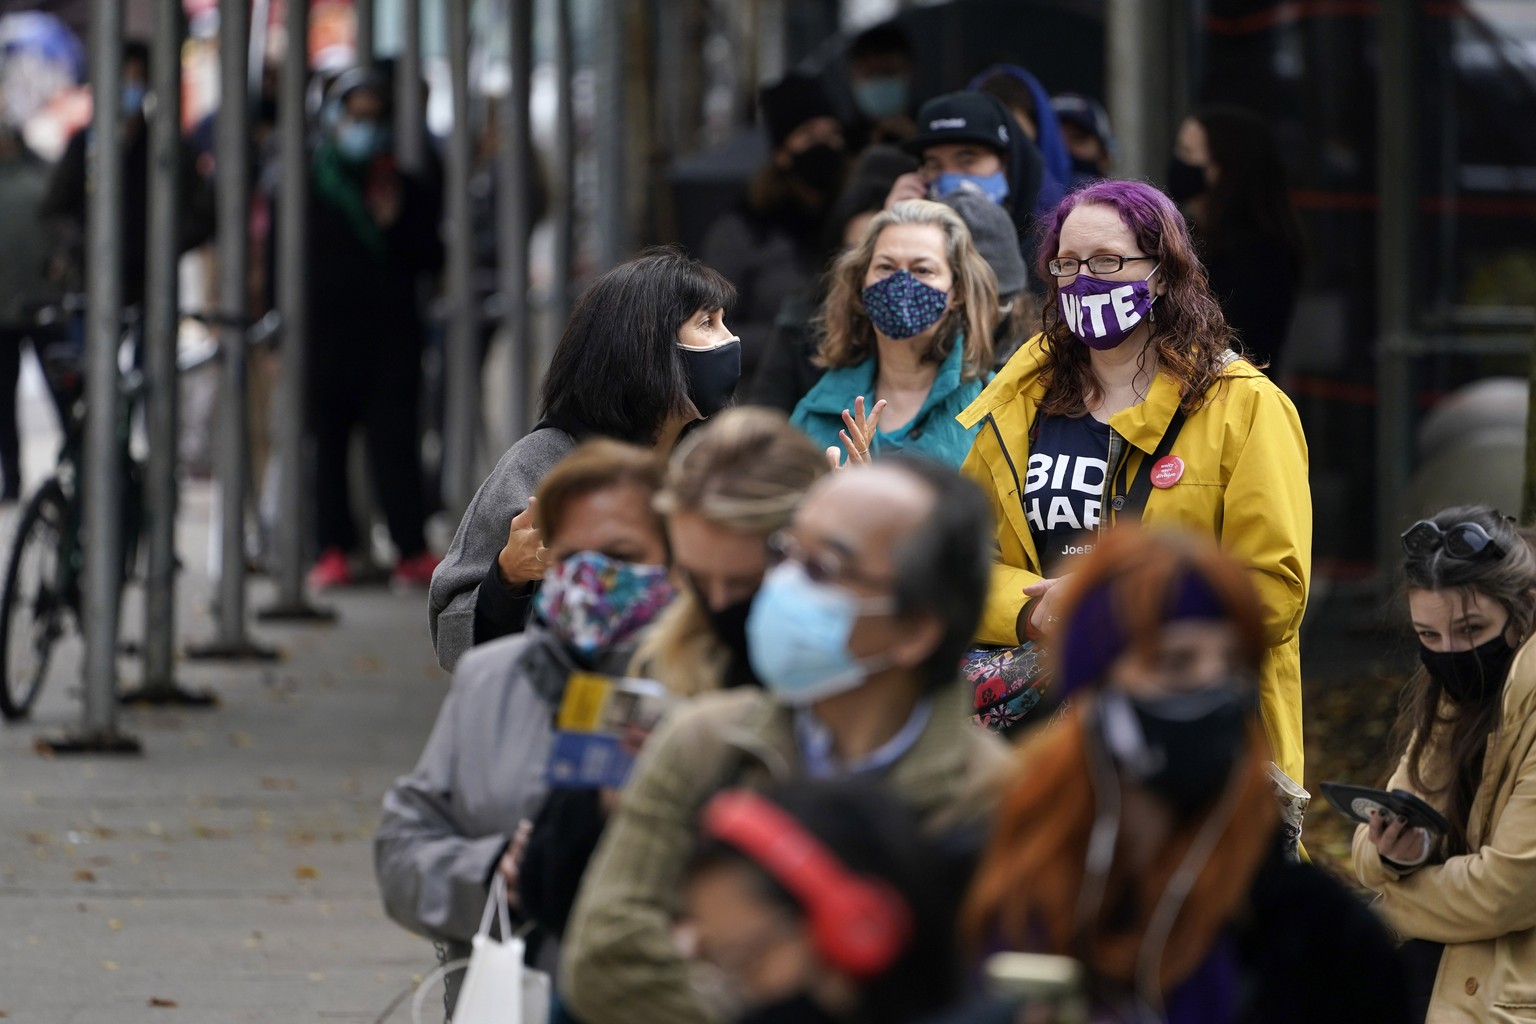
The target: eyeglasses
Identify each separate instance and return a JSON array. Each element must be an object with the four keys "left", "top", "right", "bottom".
[
  {"left": 1046, "top": 254, "right": 1154, "bottom": 278},
  {"left": 766, "top": 530, "right": 894, "bottom": 590},
  {"left": 1401, "top": 520, "right": 1505, "bottom": 560}
]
